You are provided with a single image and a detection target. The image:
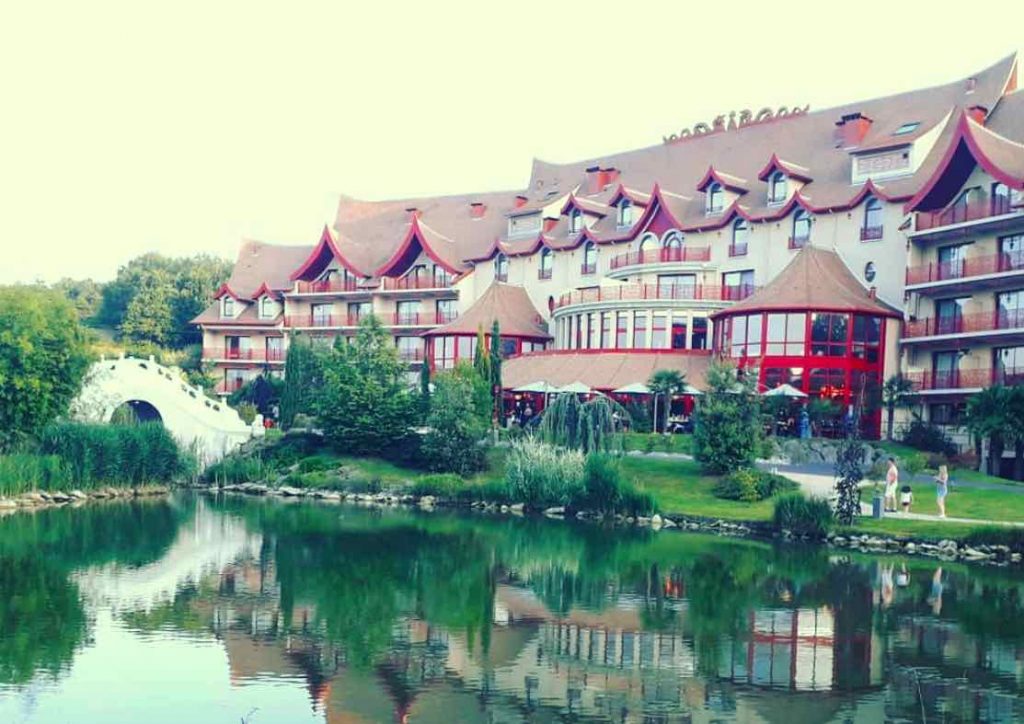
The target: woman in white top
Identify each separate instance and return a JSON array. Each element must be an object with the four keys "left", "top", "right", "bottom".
[{"left": 884, "top": 457, "right": 899, "bottom": 513}]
